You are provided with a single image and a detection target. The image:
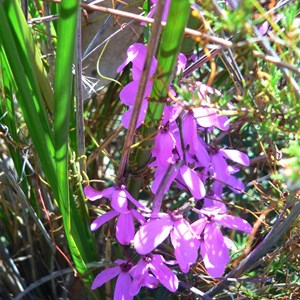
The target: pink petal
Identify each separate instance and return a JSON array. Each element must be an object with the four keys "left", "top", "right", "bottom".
[
  {"left": 119, "top": 81, "right": 139, "bottom": 106},
  {"left": 177, "top": 53, "right": 187, "bottom": 75},
  {"left": 225, "top": 175, "right": 245, "bottom": 194},
  {"left": 130, "top": 273, "right": 158, "bottom": 296},
  {"left": 259, "top": 20, "right": 270, "bottom": 35},
  {"left": 84, "top": 186, "right": 114, "bottom": 201},
  {"left": 194, "top": 107, "right": 229, "bottom": 131},
  {"left": 117, "top": 43, "right": 146, "bottom": 73},
  {"left": 131, "top": 209, "right": 146, "bottom": 224},
  {"left": 149, "top": 254, "right": 179, "bottom": 292},
  {"left": 201, "top": 223, "right": 229, "bottom": 278},
  {"left": 219, "top": 149, "right": 250, "bottom": 166},
  {"left": 180, "top": 165, "right": 206, "bottom": 199},
  {"left": 152, "top": 166, "right": 178, "bottom": 195},
  {"left": 143, "top": 274, "right": 159, "bottom": 289},
  {"left": 114, "top": 272, "right": 133, "bottom": 300},
  {"left": 125, "top": 190, "right": 150, "bottom": 212},
  {"left": 215, "top": 214, "right": 252, "bottom": 233},
  {"left": 170, "top": 218, "right": 199, "bottom": 273},
  {"left": 203, "top": 196, "right": 228, "bottom": 214},
  {"left": 116, "top": 212, "right": 135, "bottom": 245},
  {"left": 134, "top": 216, "right": 173, "bottom": 254},
  {"left": 154, "top": 131, "right": 176, "bottom": 166},
  {"left": 129, "top": 258, "right": 147, "bottom": 277},
  {"left": 121, "top": 101, "right": 148, "bottom": 129},
  {"left": 91, "top": 266, "right": 121, "bottom": 290},
  {"left": 223, "top": 236, "right": 237, "bottom": 251},
  {"left": 191, "top": 218, "right": 207, "bottom": 238},
  {"left": 112, "top": 189, "right": 129, "bottom": 213},
  {"left": 90, "top": 210, "right": 119, "bottom": 231},
  {"left": 182, "top": 113, "right": 198, "bottom": 153},
  {"left": 195, "top": 136, "right": 210, "bottom": 167},
  {"left": 212, "top": 153, "right": 229, "bottom": 182}
]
